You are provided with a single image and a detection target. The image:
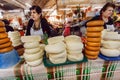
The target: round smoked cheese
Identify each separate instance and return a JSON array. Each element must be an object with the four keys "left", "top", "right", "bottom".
[
  {"left": 87, "top": 26, "right": 104, "bottom": 32},
  {"left": 0, "top": 41, "right": 12, "bottom": 49},
  {"left": 86, "top": 20, "right": 104, "bottom": 27},
  {"left": 0, "top": 38, "right": 10, "bottom": 45},
  {"left": 0, "top": 46, "right": 13, "bottom": 53}
]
